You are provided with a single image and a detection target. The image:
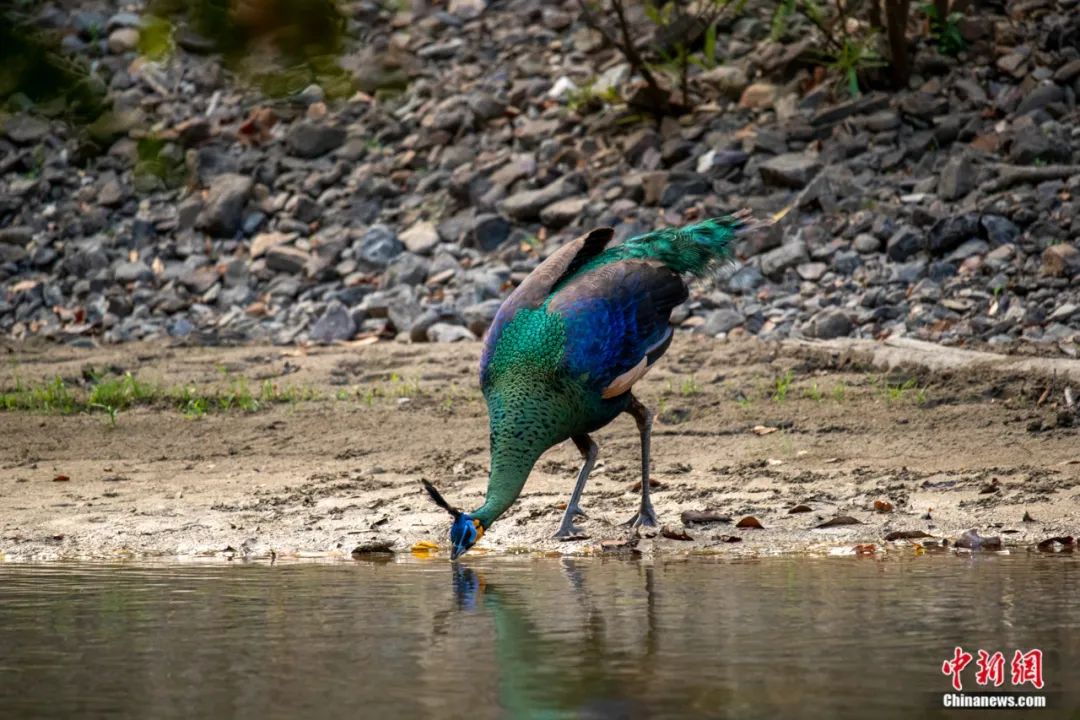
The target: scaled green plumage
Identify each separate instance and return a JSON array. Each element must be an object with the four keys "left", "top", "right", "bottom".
[{"left": 427, "top": 215, "right": 759, "bottom": 557}]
